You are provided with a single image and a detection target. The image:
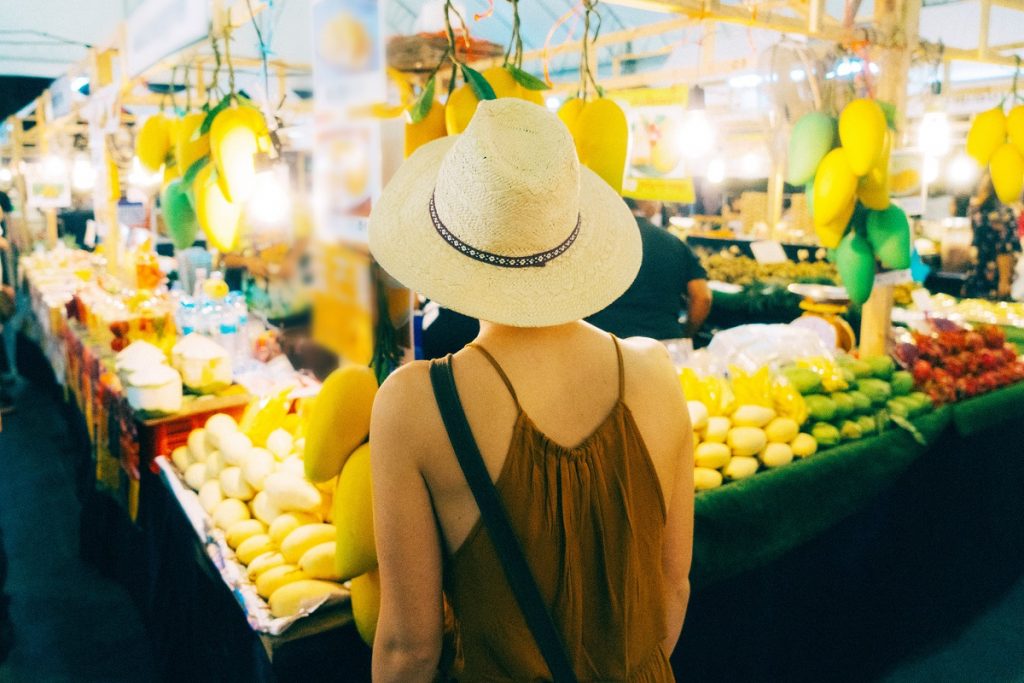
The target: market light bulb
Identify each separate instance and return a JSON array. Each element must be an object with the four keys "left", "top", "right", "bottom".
[
  {"left": 741, "top": 151, "right": 765, "bottom": 178},
  {"left": 545, "top": 96, "right": 561, "bottom": 110},
  {"left": 0, "top": 168, "right": 11, "bottom": 185},
  {"left": 42, "top": 155, "right": 67, "bottom": 181},
  {"left": 706, "top": 157, "right": 726, "bottom": 184},
  {"left": 128, "top": 157, "right": 161, "bottom": 189},
  {"left": 789, "top": 68, "right": 806, "bottom": 82},
  {"left": 727, "top": 74, "right": 763, "bottom": 89},
  {"left": 71, "top": 157, "right": 96, "bottom": 192},
  {"left": 247, "top": 166, "right": 291, "bottom": 226},
  {"left": 918, "top": 111, "right": 951, "bottom": 157},
  {"left": 946, "top": 152, "right": 977, "bottom": 188},
  {"left": 923, "top": 155, "right": 940, "bottom": 184},
  {"left": 679, "top": 110, "right": 715, "bottom": 159}
]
